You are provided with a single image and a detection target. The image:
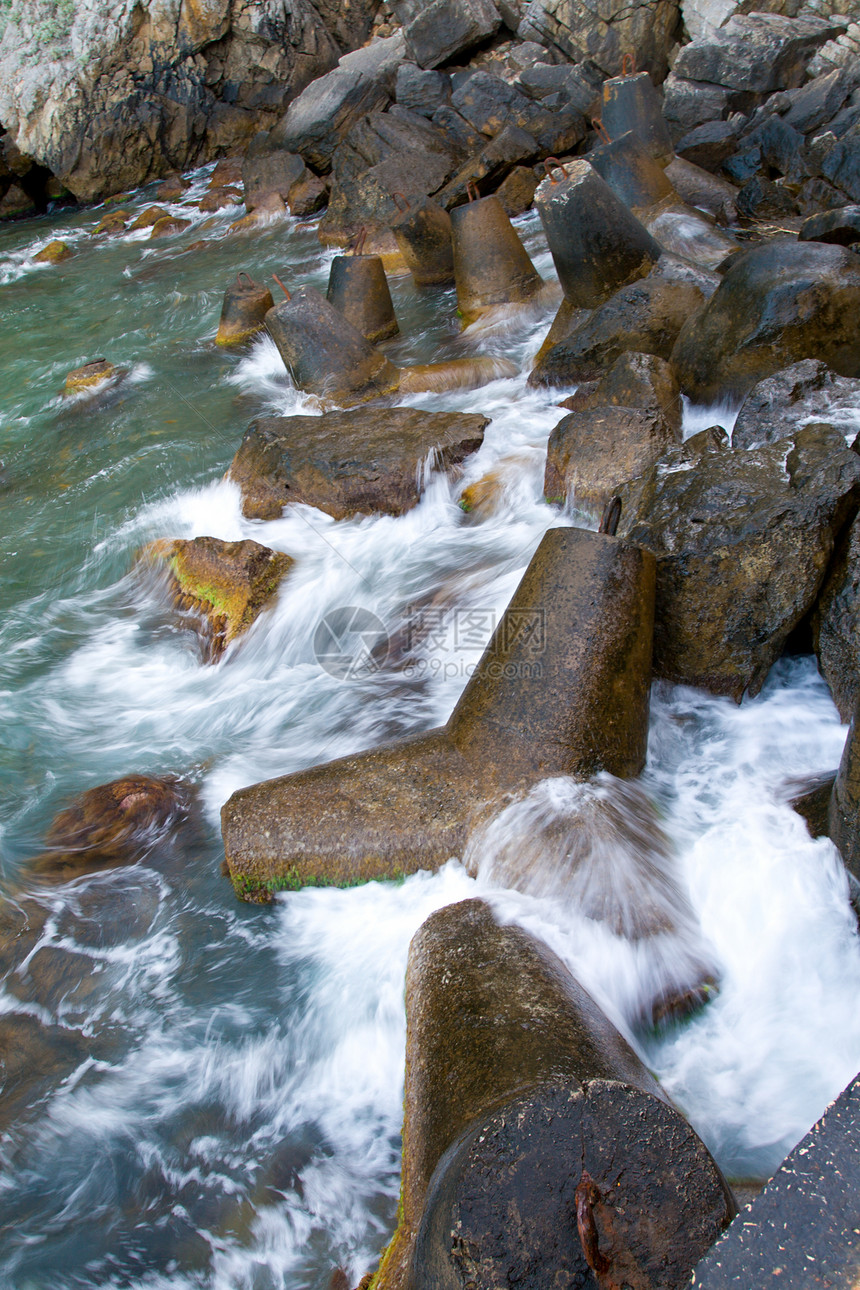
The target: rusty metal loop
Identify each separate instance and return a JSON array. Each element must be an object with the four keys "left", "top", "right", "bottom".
[
  {"left": 236, "top": 271, "right": 255, "bottom": 288},
  {"left": 391, "top": 191, "right": 410, "bottom": 212},
  {"left": 543, "top": 156, "right": 565, "bottom": 184},
  {"left": 466, "top": 180, "right": 479, "bottom": 203},
  {"left": 599, "top": 495, "right": 622, "bottom": 536},
  {"left": 352, "top": 226, "right": 368, "bottom": 256},
  {"left": 272, "top": 273, "right": 291, "bottom": 300},
  {"left": 591, "top": 117, "right": 612, "bottom": 145},
  {"left": 622, "top": 52, "right": 636, "bottom": 76}
]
